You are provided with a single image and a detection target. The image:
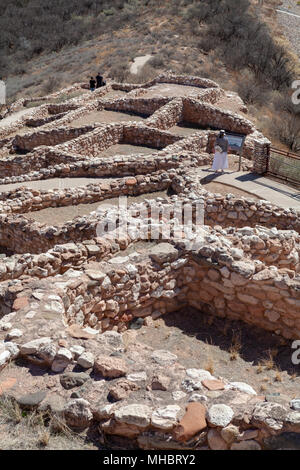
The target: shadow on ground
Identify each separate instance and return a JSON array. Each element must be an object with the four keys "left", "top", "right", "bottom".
[{"left": 161, "top": 307, "right": 298, "bottom": 376}]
